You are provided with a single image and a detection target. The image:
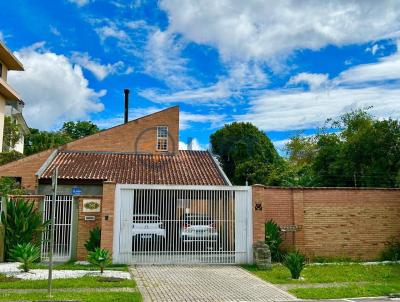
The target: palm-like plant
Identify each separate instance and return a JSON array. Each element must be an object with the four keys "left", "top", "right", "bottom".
[
  {"left": 84, "top": 226, "right": 101, "bottom": 252},
  {"left": 10, "top": 243, "right": 40, "bottom": 272},
  {"left": 265, "top": 219, "right": 283, "bottom": 262},
  {"left": 1, "top": 199, "right": 49, "bottom": 259},
  {"left": 88, "top": 248, "right": 111, "bottom": 274},
  {"left": 283, "top": 251, "right": 306, "bottom": 279}
]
